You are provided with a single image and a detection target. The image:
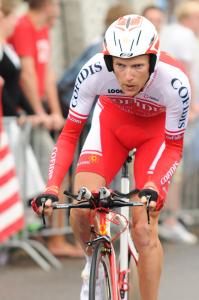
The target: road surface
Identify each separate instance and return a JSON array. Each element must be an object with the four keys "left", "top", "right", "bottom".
[{"left": 1, "top": 236, "right": 199, "bottom": 300}]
